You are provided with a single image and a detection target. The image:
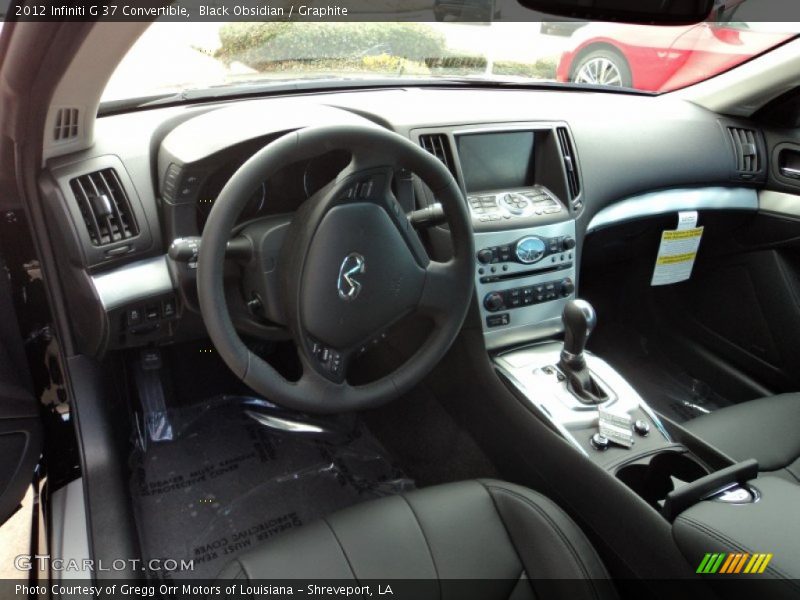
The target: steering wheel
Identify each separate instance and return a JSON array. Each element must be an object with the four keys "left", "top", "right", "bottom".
[{"left": 197, "top": 124, "right": 474, "bottom": 413}]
